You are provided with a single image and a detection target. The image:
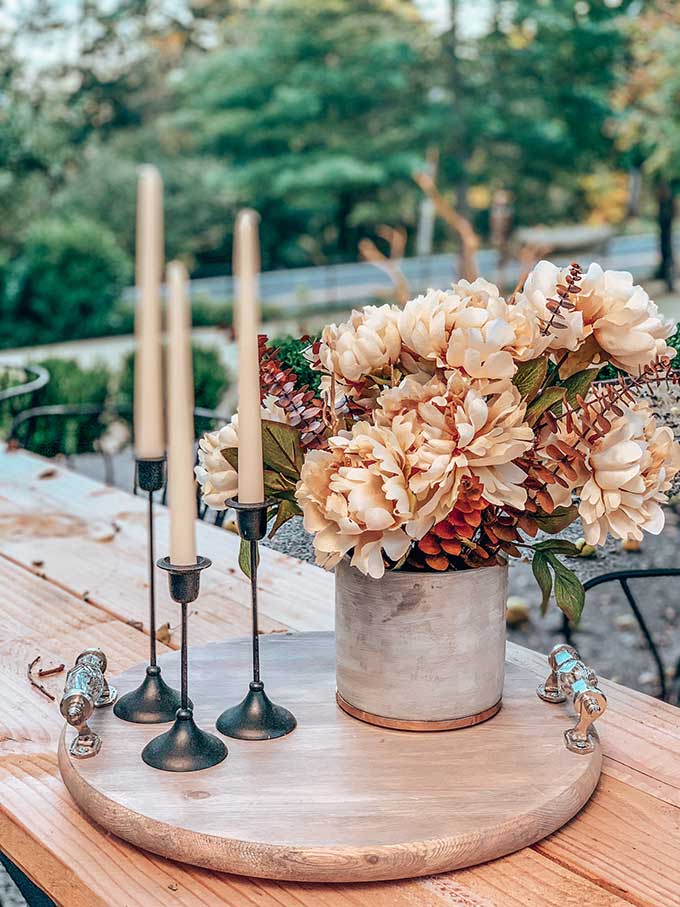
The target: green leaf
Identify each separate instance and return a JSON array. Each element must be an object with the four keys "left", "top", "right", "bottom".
[
  {"left": 532, "top": 551, "right": 553, "bottom": 616},
  {"left": 261, "top": 419, "right": 304, "bottom": 480},
  {"left": 557, "top": 335, "right": 603, "bottom": 379},
  {"left": 525, "top": 386, "right": 566, "bottom": 426},
  {"left": 513, "top": 357, "right": 548, "bottom": 402},
  {"left": 533, "top": 505, "right": 579, "bottom": 534},
  {"left": 563, "top": 368, "right": 599, "bottom": 406},
  {"left": 238, "top": 538, "right": 260, "bottom": 578},
  {"left": 221, "top": 448, "right": 296, "bottom": 496},
  {"left": 547, "top": 554, "right": 585, "bottom": 624},
  {"left": 221, "top": 447, "right": 238, "bottom": 469},
  {"left": 268, "top": 498, "right": 301, "bottom": 538},
  {"left": 533, "top": 539, "right": 582, "bottom": 556},
  {"left": 264, "top": 469, "right": 296, "bottom": 494}
]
